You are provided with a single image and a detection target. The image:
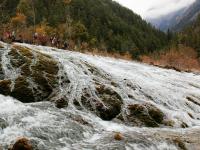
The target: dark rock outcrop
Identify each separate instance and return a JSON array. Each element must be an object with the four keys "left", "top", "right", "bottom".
[
  {"left": 126, "top": 103, "right": 165, "bottom": 127},
  {"left": 0, "top": 45, "right": 59, "bottom": 103},
  {"left": 55, "top": 97, "right": 68, "bottom": 108},
  {"left": 10, "top": 138, "right": 33, "bottom": 150},
  {"left": 95, "top": 85, "right": 123, "bottom": 120},
  {"left": 80, "top": 84, "right": 123, "bottom": 121}
]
